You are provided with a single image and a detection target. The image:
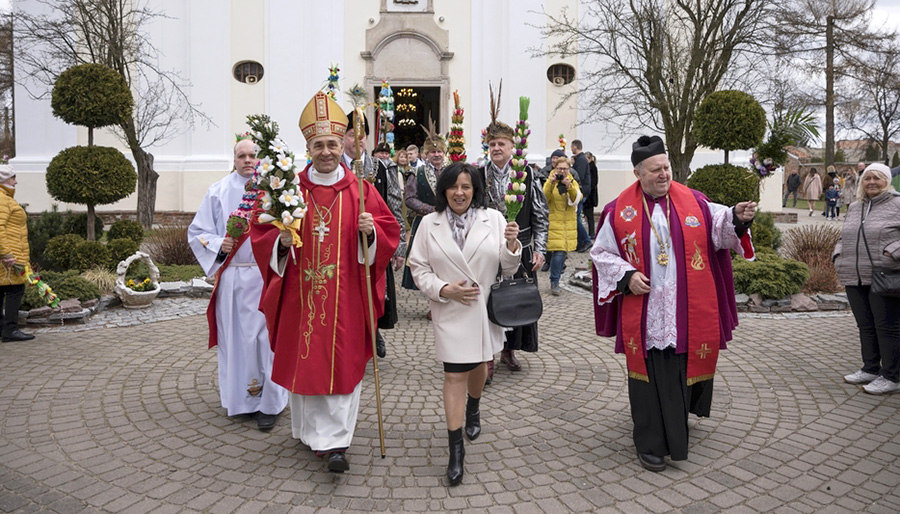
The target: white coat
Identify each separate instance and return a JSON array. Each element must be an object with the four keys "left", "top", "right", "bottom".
[{"left": 408, "top": 207, "right": 522, "bottom": 363}]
